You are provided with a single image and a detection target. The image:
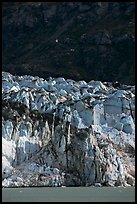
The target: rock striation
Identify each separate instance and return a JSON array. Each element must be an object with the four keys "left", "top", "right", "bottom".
[
  {"left": 2, "top": 72, "right": 135, "bottom": 187},
  {"left": 2, "top": 2, "right": 135, "bottom": 85}
]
